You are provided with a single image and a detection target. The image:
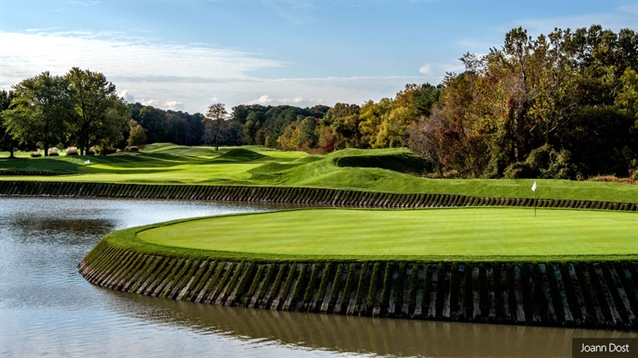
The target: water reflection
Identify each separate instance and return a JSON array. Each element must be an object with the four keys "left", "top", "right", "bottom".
[
  {"left": 1, "top": 197, "right": 636, "bottom": 358},
  {"left": 98, "top": 289, "right": 636, "bottom": 357}
]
